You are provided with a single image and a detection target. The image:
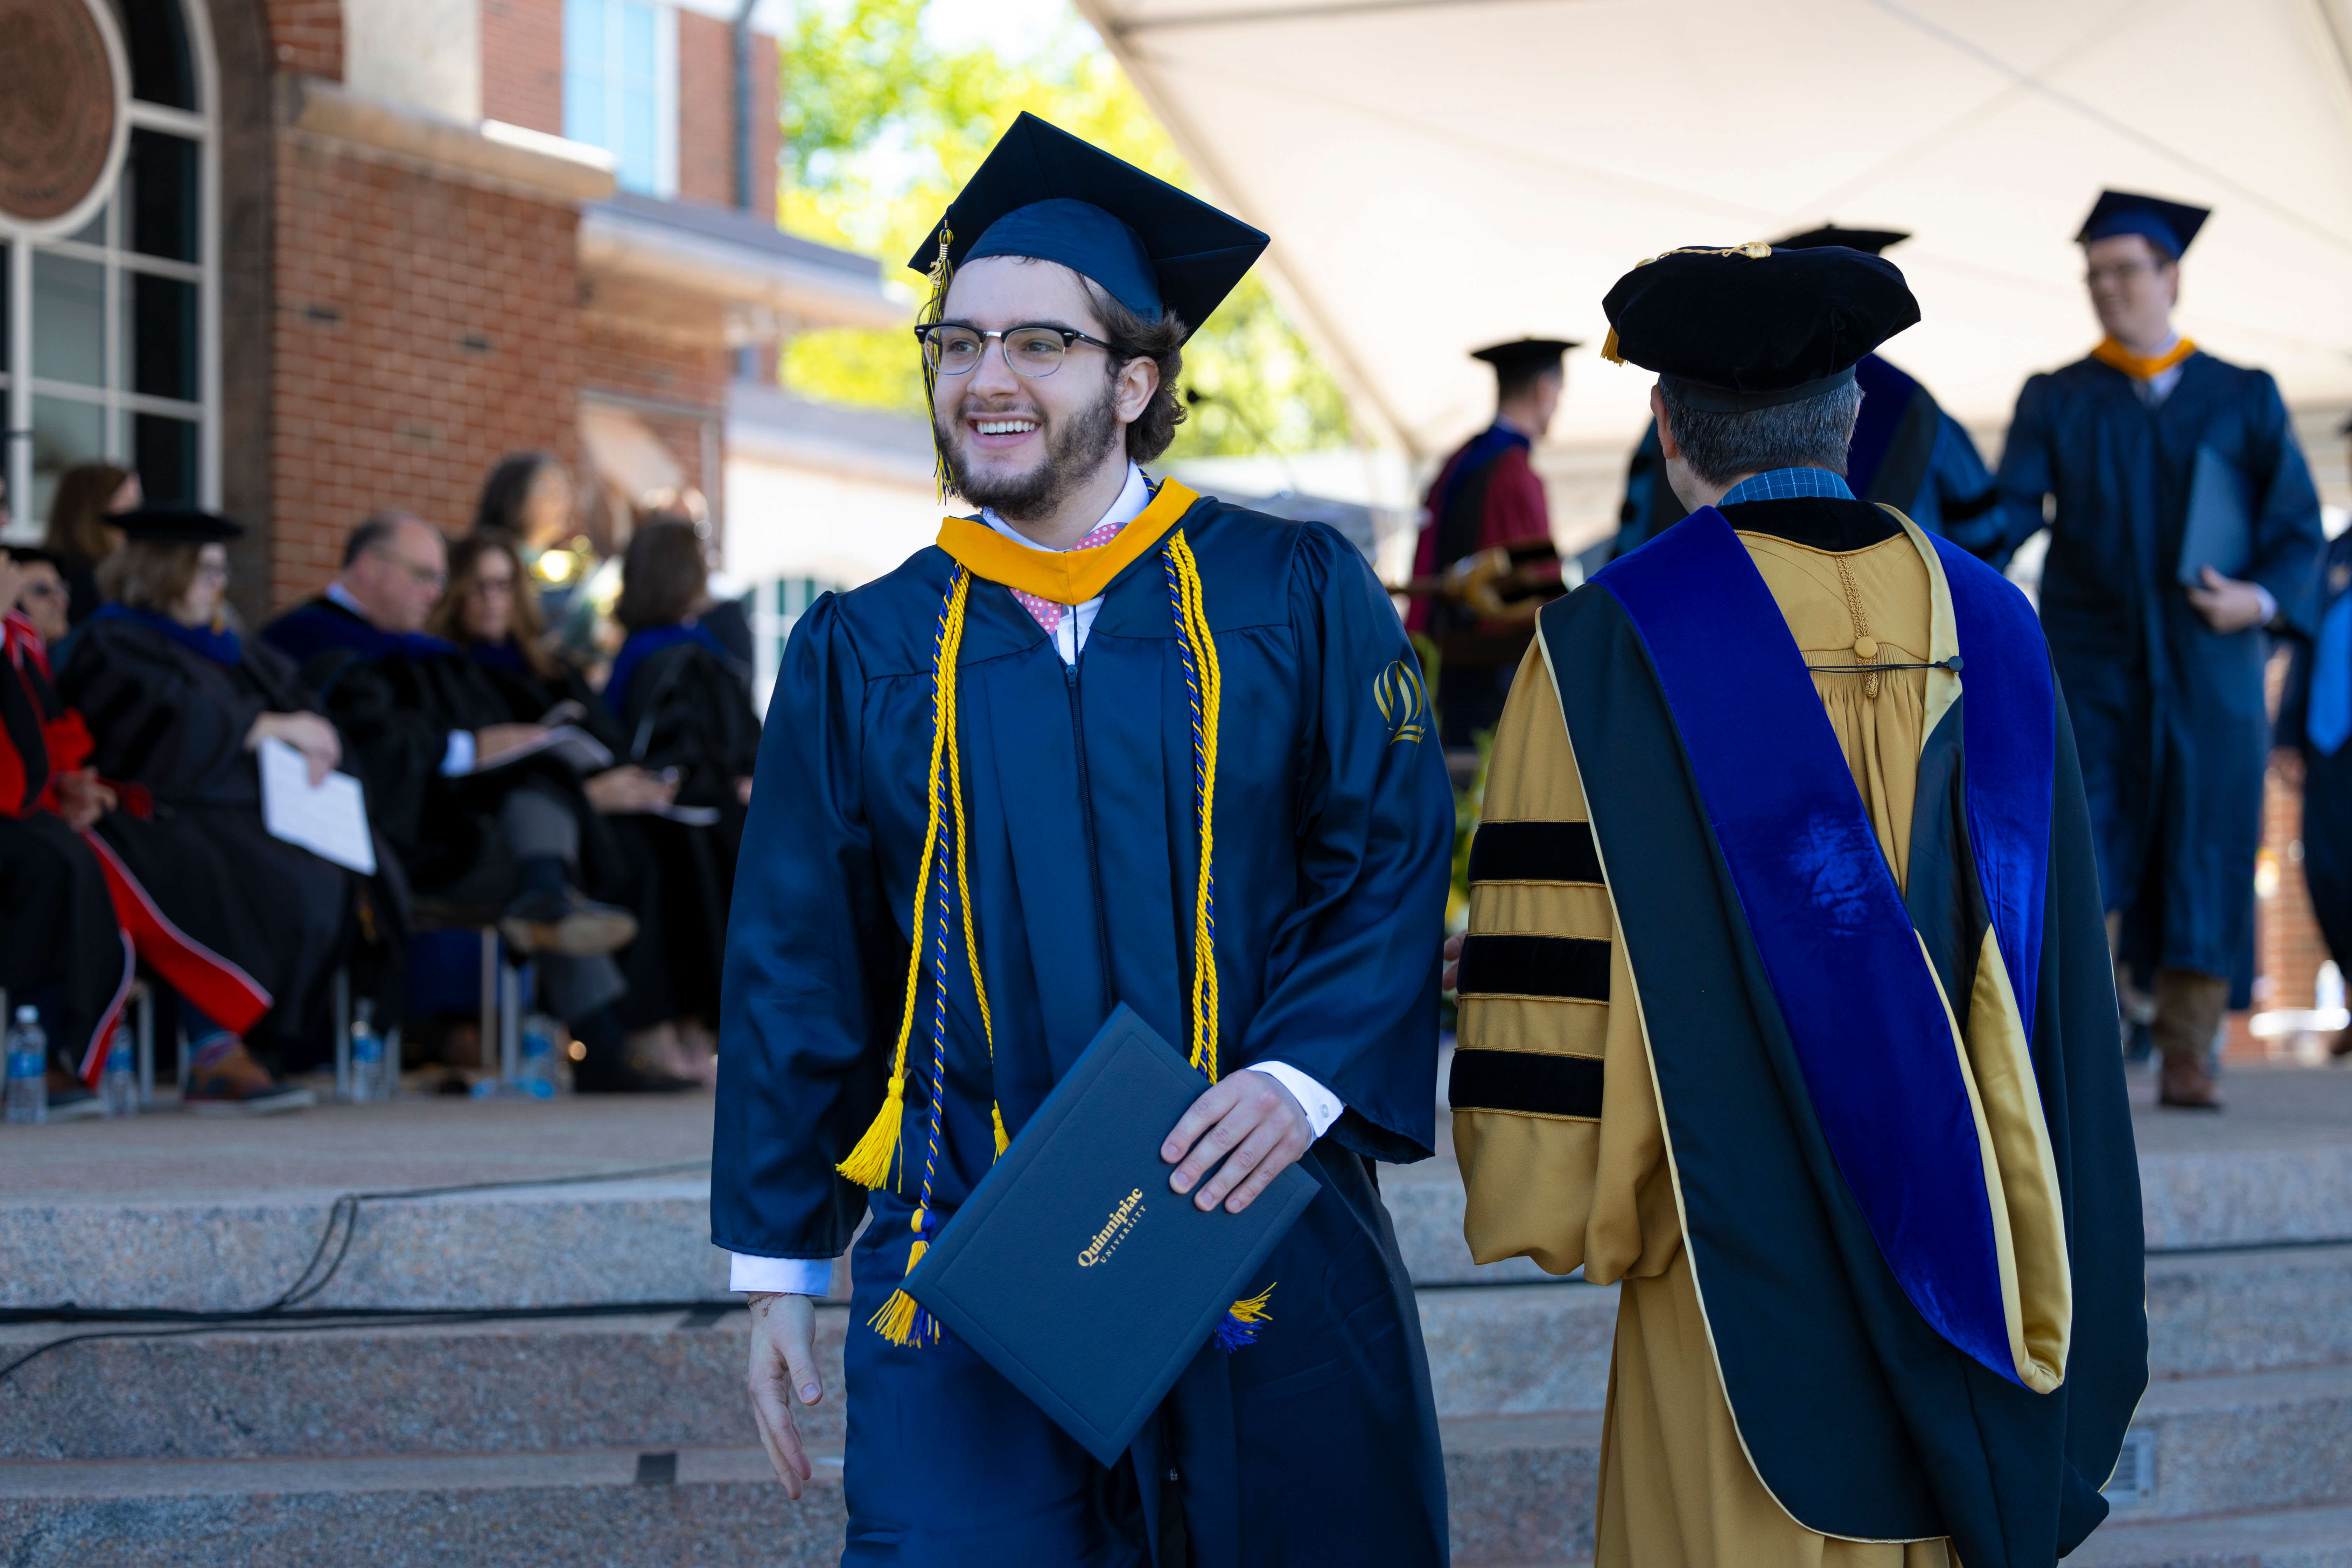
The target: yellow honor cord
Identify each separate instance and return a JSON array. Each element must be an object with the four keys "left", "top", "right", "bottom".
[
  {"left": 1167, "top": 530, "right": 1224, "bottom": 1082},
  {"left": 836, "top": 571, "right": 972, "bottom": 1190}
]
